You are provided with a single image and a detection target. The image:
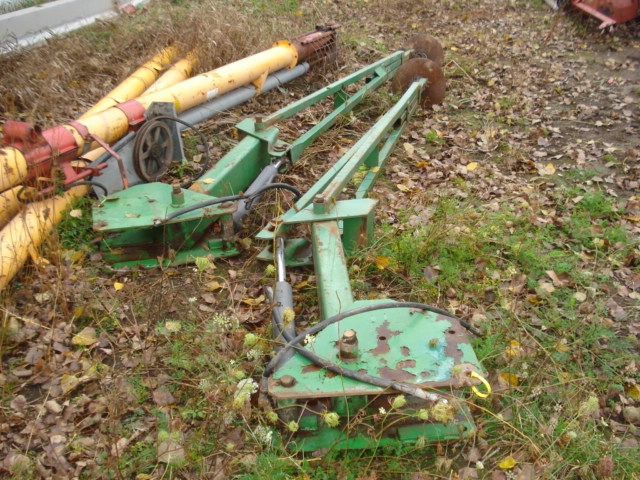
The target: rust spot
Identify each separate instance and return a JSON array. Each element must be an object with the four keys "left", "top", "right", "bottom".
[
  {"left": 368, "top": 320, "right": 401, "bottom": 355},
  {"left": 401, "top": 346, "right": 410, "bottom": 356},
  {"left": 302, "top": 364, "right": 322, "bottom": 374},
  {"left": 378, "top": 366, "right": 416, "bottom": 382},
  {"left": 396, "top": 359, "right": 416, "bottom": 369},
  {"left": 324, "top": 371, "right": 337, "bottom": 379}
]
